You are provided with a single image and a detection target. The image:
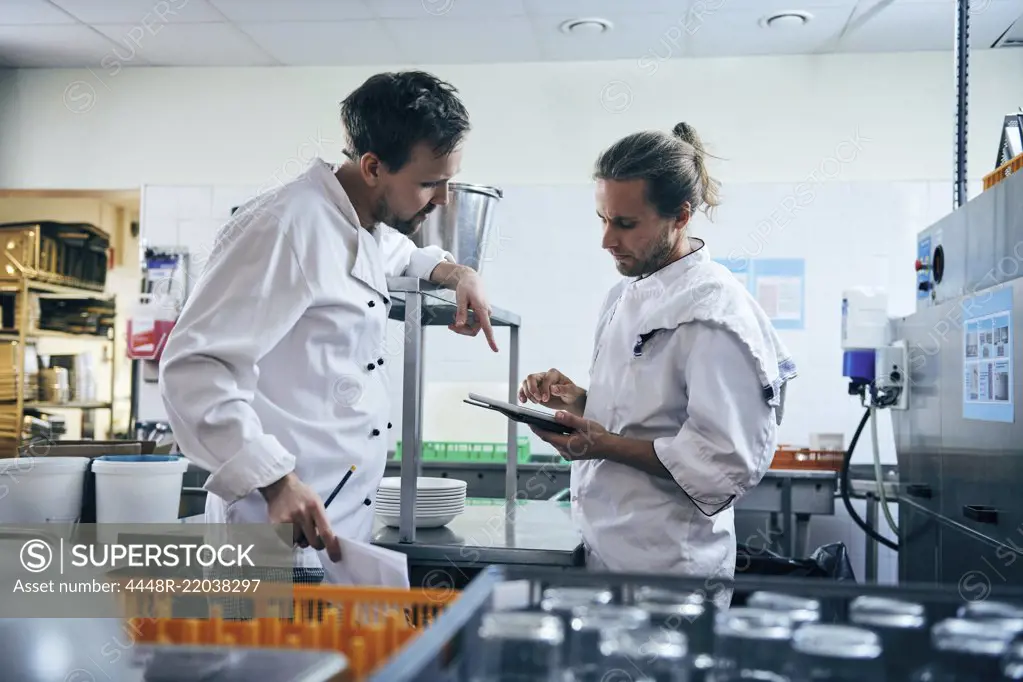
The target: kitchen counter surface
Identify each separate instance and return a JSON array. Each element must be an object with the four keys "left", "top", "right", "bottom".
[
  {"left": 371, "top": 498, "right": 581, "bottom": 568},
  {"left": 182, "top": 499, "right": 581, "bottom": 569}
]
